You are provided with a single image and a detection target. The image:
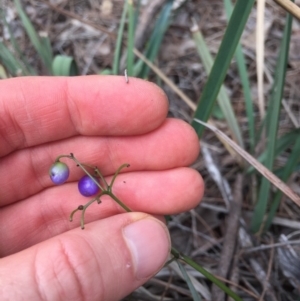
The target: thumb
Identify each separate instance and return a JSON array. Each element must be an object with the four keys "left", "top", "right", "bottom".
[{"left": 0, "top": 213, "right": 170, "bottom": 301}]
